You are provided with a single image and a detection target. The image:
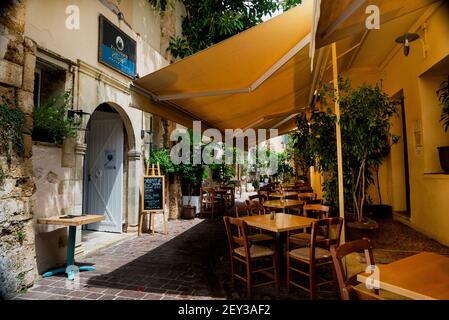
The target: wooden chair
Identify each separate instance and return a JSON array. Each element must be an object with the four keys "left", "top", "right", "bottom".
[
  {"left": 330, "top": 238, "right": 380, "bottom": 300},
  {"left": 288, "top": 205, "right": 331, "bottom": 246},
  {"left": 235, "top": 205, "right": 274, "bottom": 243},
  {"left": 220, "top": 185, "right": 235, "bottom": 208},
  {"left": 223, "top": 216, "right": 279, "bottom": 299},
  {"left": 303, "top": 204, "right": 330, "bottom": 219},
  {"left": 200, "top": 187, "right": 218, "bottom": 218},
  {"left": 298, "top": 192, "right": 317, "bottom": 203},
  {"left": 245, "top": 194, "right": 268, "bottom": 206},
  {"left": 286, "top": 217, "right": 344, "bottom": 299}
]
